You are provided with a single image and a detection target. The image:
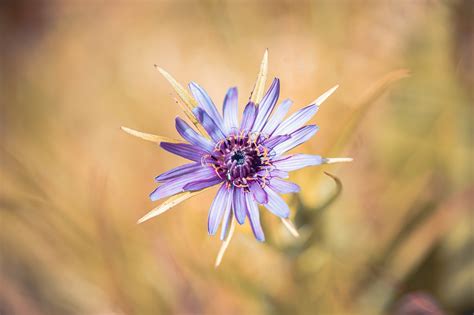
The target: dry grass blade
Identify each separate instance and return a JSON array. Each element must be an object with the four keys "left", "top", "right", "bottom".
[
  {"left": 250, "top": 49, "right": 269, "bottom": 104},
  {"left": 137, "top": 189, "right": 207, "bottom": 224},
  {"left": 281, "top": 217, "right": 300, "bottom": 238},
  {"left": 329, "top": 69, "right": 410, "bottom": 155},
  {"left": 215, "top": 216, "right": 236, "bottom": 268},
  {"left": 155, "top": 66, "right": 208, "bottom": 137},
  {"left": 121, "top": 126, "right": 184, "bottom": 144}
]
